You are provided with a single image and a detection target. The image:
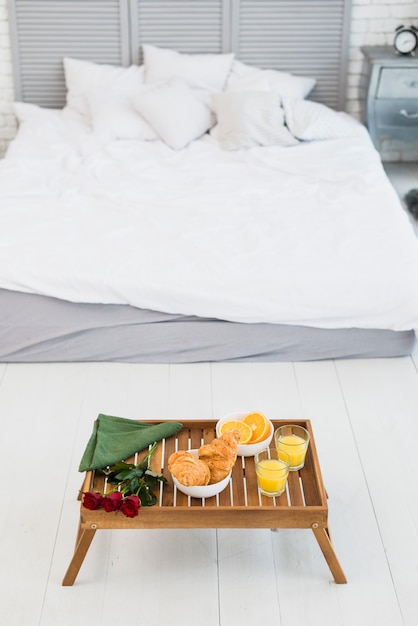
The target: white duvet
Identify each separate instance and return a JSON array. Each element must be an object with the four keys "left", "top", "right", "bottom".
[{"left": 1, "top": 105, "right": 418, "bottom": 334}]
